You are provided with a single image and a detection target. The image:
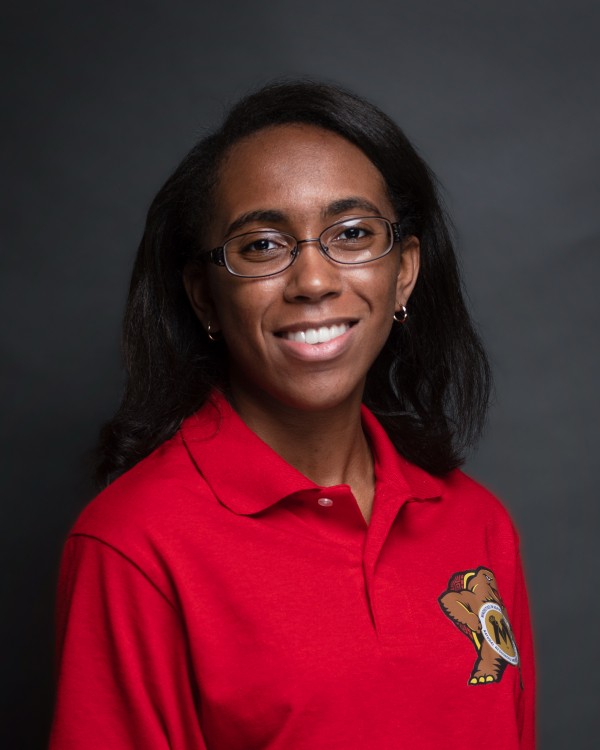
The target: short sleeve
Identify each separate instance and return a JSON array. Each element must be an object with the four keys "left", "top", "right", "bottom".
[
  {"left": 512, "top": 542, "right": 536, "bottom": 749},
  {"left": 49, "top": 535, "right": 207, "bottom": 750}
]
